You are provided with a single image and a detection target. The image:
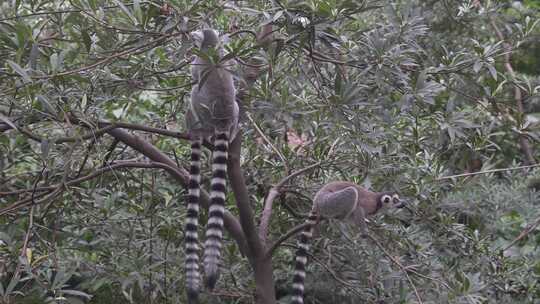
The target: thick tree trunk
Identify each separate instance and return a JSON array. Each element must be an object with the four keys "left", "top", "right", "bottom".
[
  {"left": 227, "top": 136, "right": 277, "bottom": 303},
  {"left": 252, "top": 255, "right": 277, "bottom": 304}
]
